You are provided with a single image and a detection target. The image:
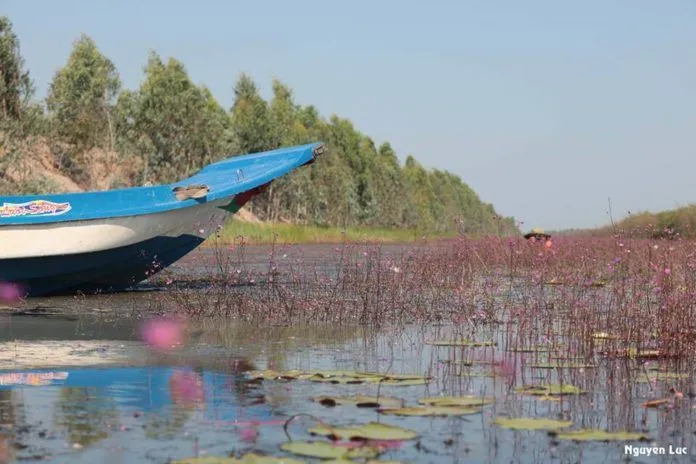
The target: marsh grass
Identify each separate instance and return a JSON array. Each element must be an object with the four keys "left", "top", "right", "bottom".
[
  {"left": 208, "top": 219, "right": 456, "bottom": 245},
  {"left": 152, "top": 233, "right": 696, "bottom": 365}
]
